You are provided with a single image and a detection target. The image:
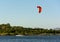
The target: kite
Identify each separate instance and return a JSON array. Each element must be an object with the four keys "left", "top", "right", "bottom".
[{"left": 37, "top": 6, "right": 42, "bottom": 13}]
